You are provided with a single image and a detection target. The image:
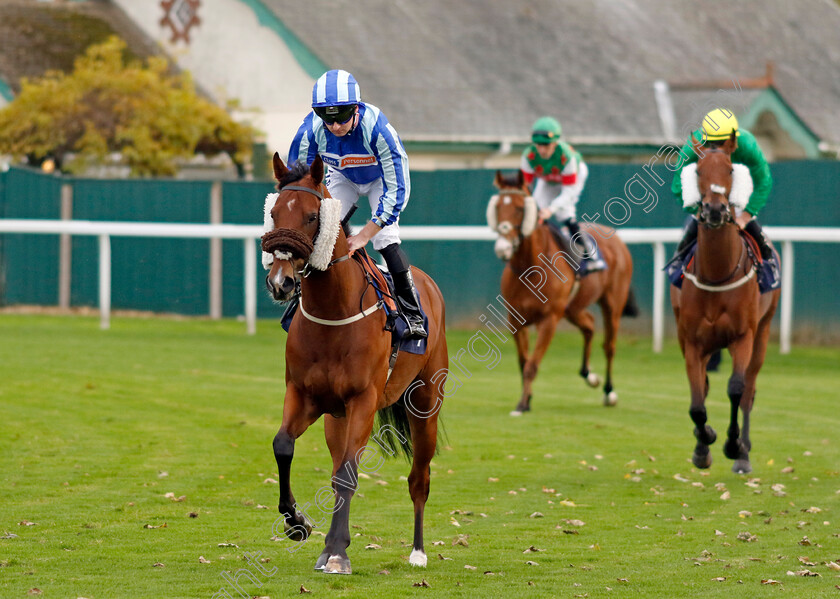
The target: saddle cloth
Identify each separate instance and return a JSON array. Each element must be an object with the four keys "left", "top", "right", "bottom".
[
  {"left": 547, "top": 223, "right": 606, "bottom": 276},
  {"left": 666, "top": 233, "right": 780, "bottom": 294}
]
